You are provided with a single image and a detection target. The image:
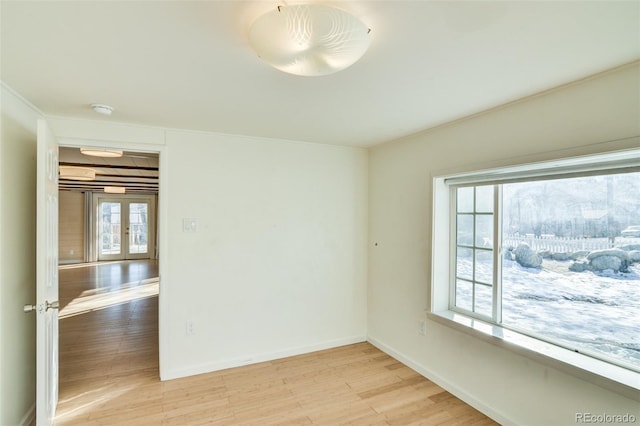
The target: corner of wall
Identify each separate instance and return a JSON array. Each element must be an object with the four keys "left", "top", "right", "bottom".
[
  {"left": 1, "top": 82, "right": 41, "bottom": 426},
  {"left": 367, "top": 335, "right": 514, "bottom": 425}
]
